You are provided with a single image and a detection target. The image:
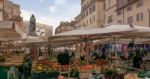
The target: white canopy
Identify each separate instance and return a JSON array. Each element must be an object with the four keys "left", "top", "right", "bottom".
[
  {"left": 54, "top": 24, "right": 137, "bottom": 37},
  {"left": 49, "top": 24, "right": 150, "bottom": 45}
]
